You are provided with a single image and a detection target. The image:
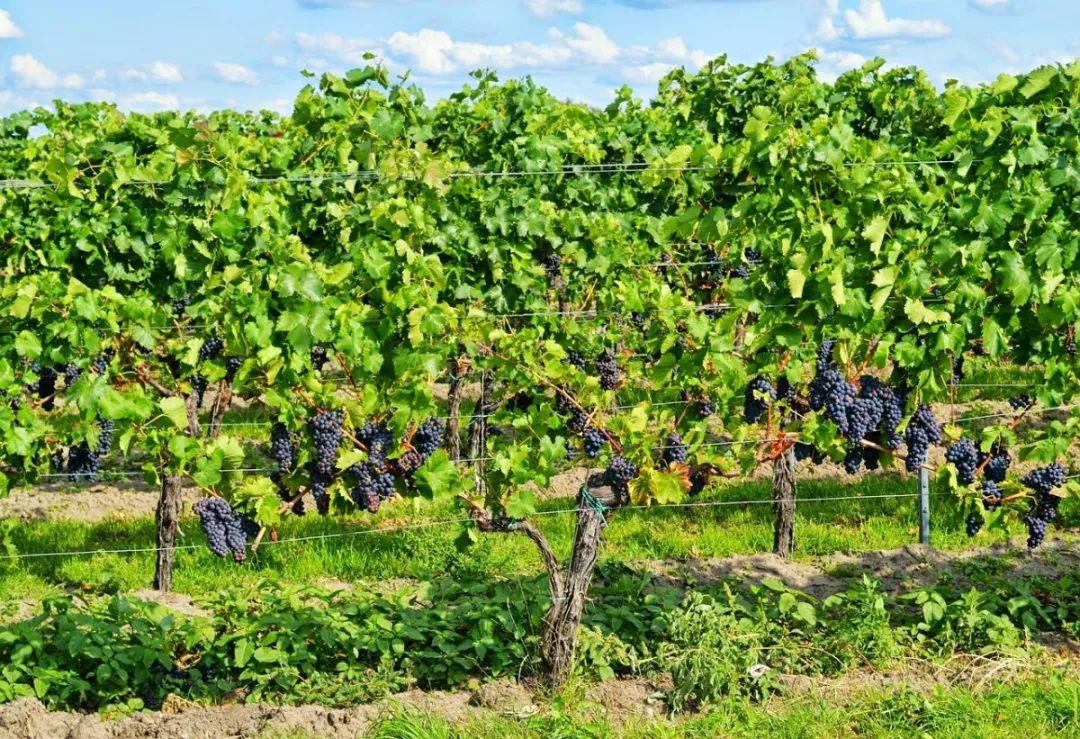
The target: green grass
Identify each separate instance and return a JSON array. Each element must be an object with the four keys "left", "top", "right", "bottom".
[
  {"left": 288, "top": 672, "right": 1080, "bottom": 738},
  {"left": 2, "top": 473, "right": 1076, "bottom": 604}
]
